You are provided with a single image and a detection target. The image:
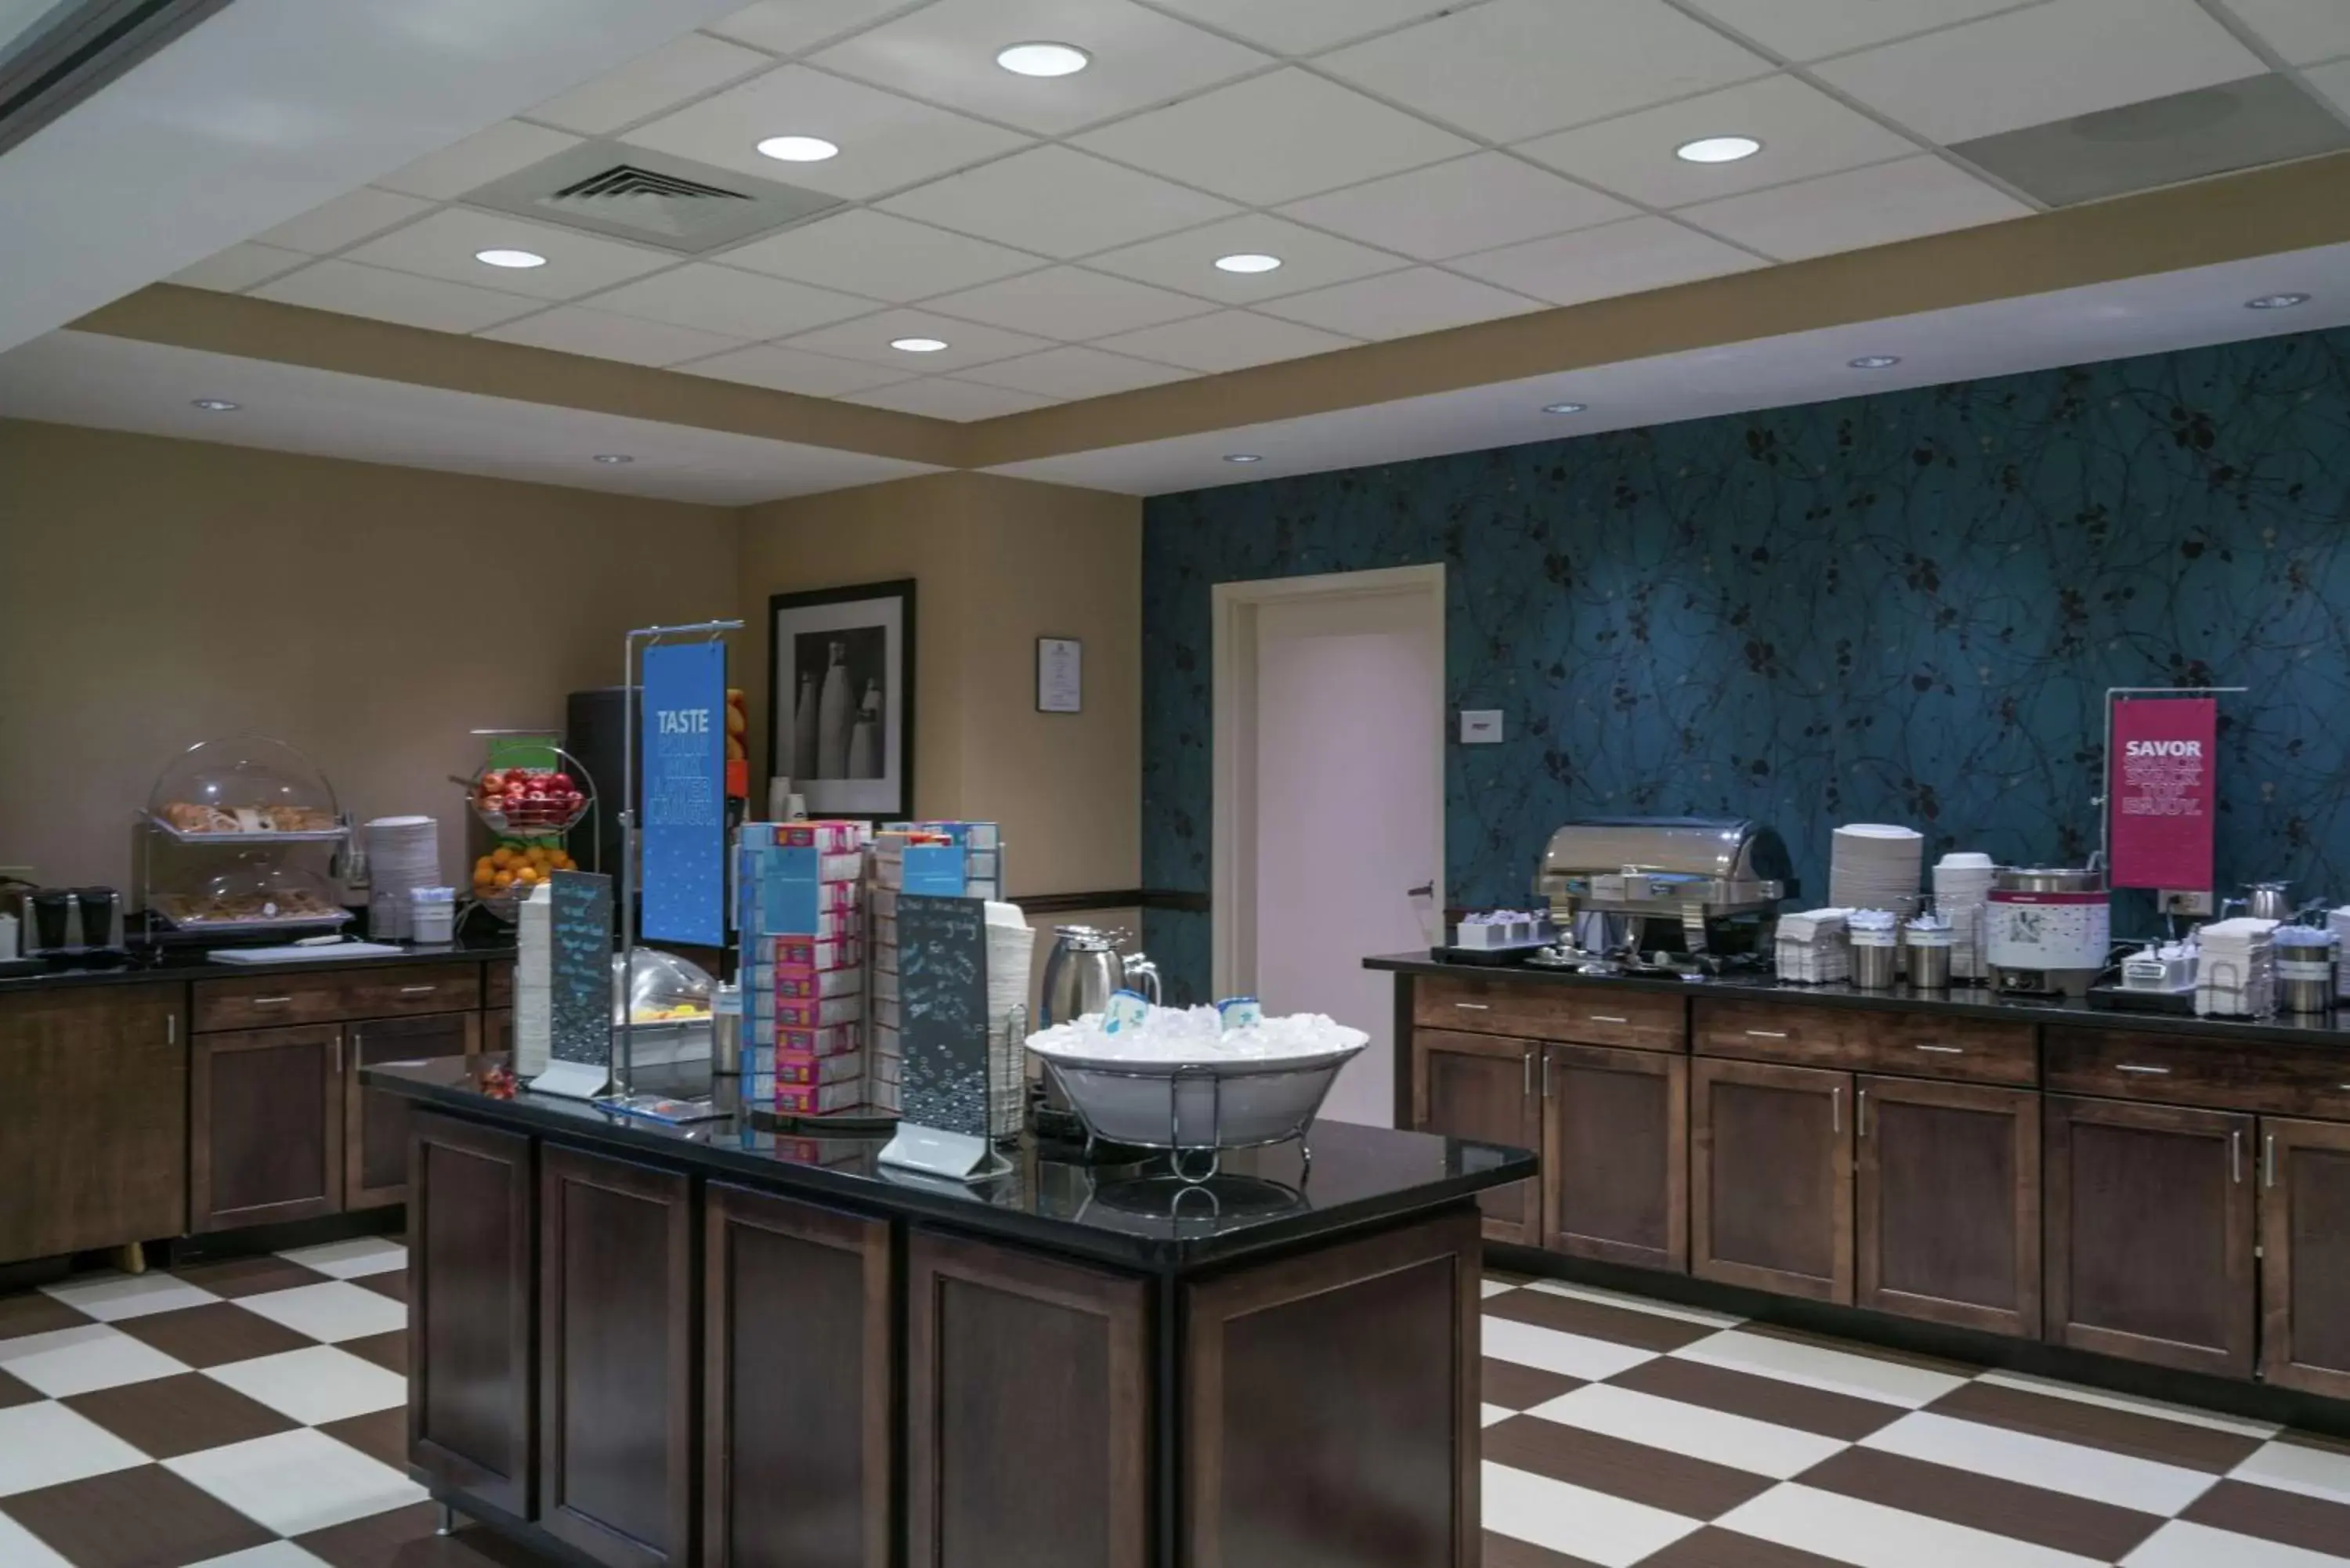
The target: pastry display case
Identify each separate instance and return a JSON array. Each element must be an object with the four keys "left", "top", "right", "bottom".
[{"left": 139, "top": 735, "right": 352, "bottom": 941}]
